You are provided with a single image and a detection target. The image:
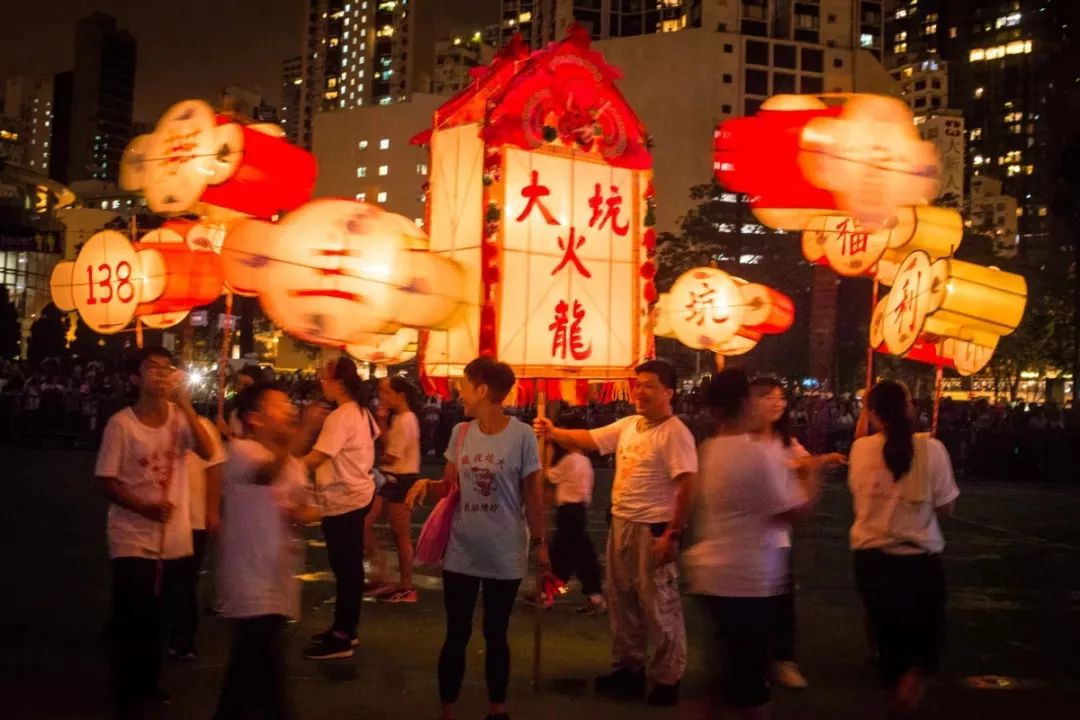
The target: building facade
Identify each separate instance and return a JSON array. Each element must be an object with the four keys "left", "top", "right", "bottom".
[
  {"left": 432, "top": 34, "right": 496, "bottom": 95},
  {"left": 219, "top": 86, "right": 278, "bottom": 122},
  {"left": 311, "top": 93, "right": 443, "bottom": 224},
  {"left": 2, "top": 77, "right": 53, "bottom": 174},
  {"left": 281, "top": 56, "right": 303, "bottom": 145},
  {"left": 49, "top": 13, "right": 136, "bottom": 185}
]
